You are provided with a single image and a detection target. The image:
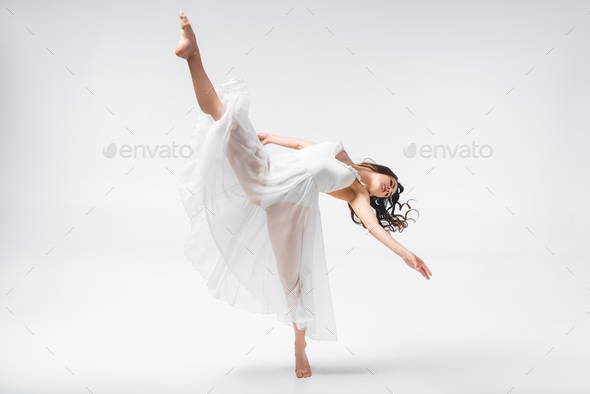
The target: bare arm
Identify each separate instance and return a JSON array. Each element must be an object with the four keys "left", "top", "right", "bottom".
[
  {"left": 348, "top": 192, "right": 432, "bottom": 280},
  {"left": 349, "top": 193, "right": 409, "bottom": 258},
  {"left": 257, "top": 133, "right": 316, "bottom": 150}
]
